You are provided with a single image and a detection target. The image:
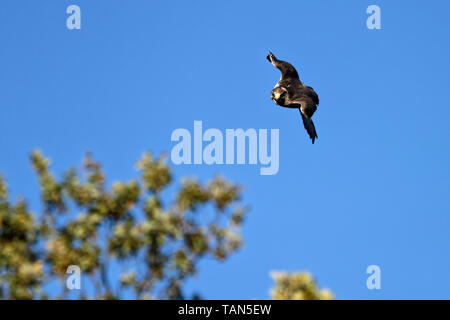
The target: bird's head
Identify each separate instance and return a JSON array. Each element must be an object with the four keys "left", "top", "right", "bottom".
[{"left": 271, "top": 86, "right": 288, "bottom": 105}]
